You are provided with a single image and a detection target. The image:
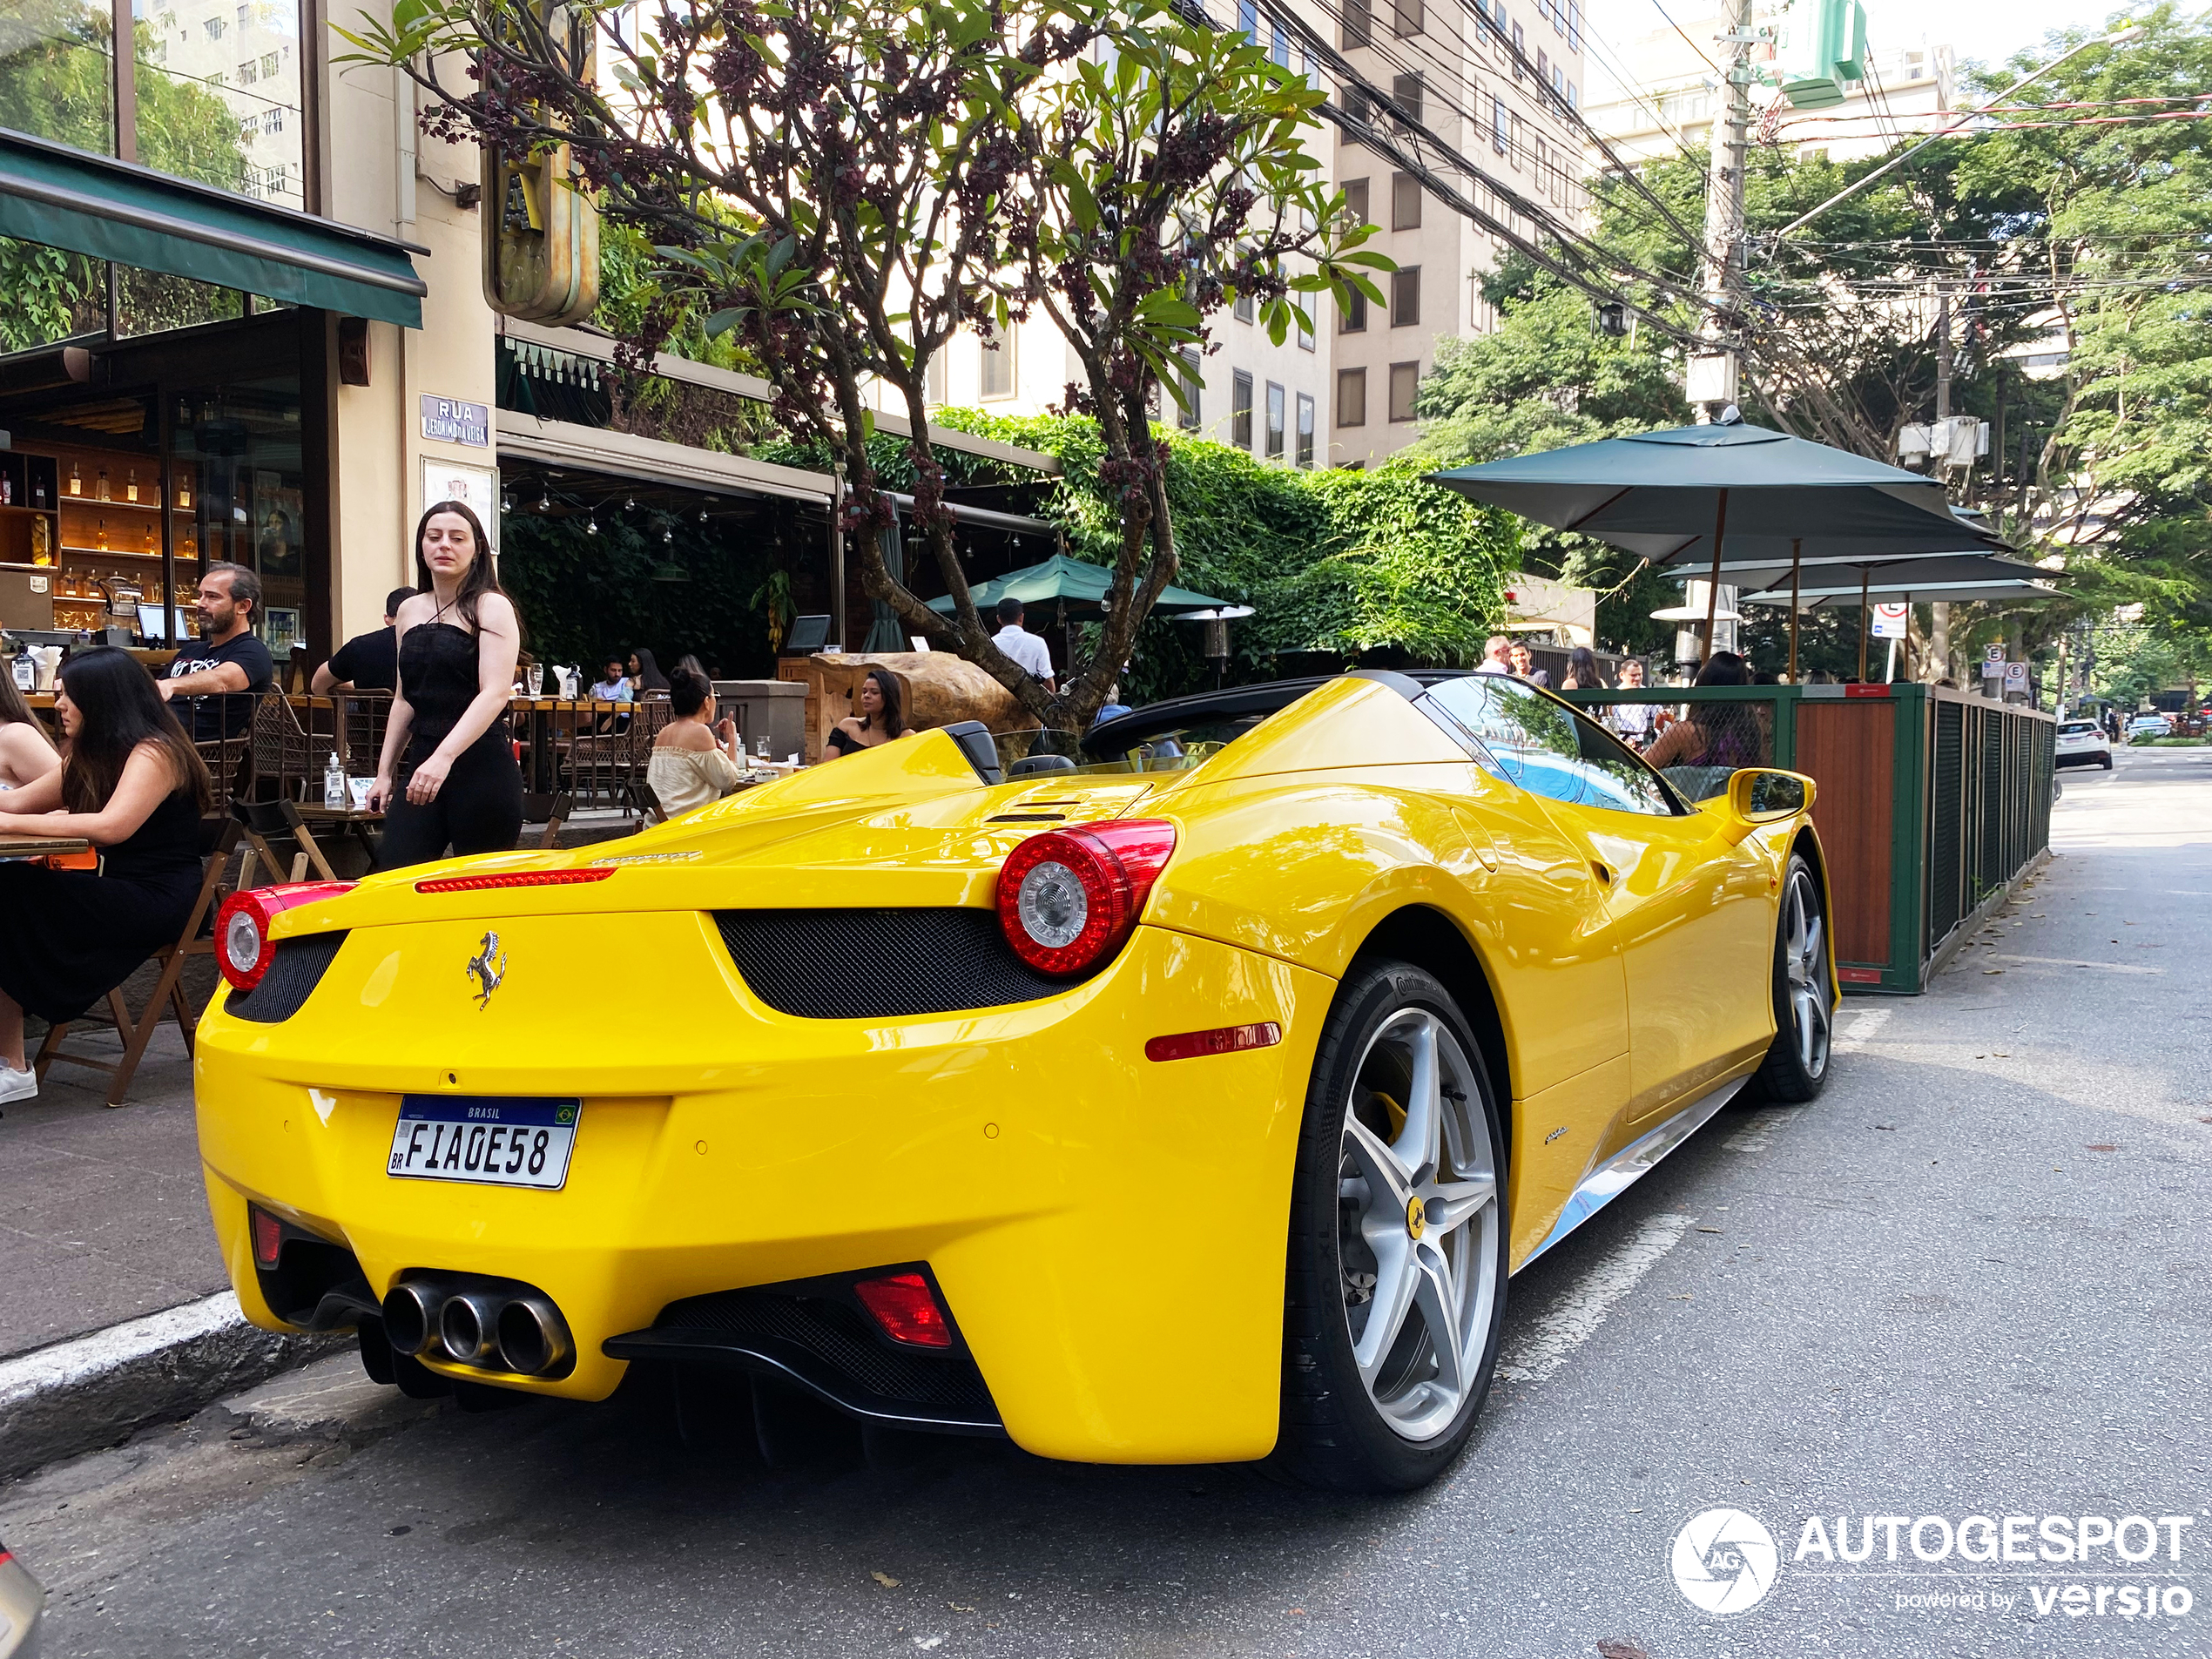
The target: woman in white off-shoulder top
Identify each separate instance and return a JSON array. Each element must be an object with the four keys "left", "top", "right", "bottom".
[{"left": 647, "top": 669, "right": 747, "bottom": 816}]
